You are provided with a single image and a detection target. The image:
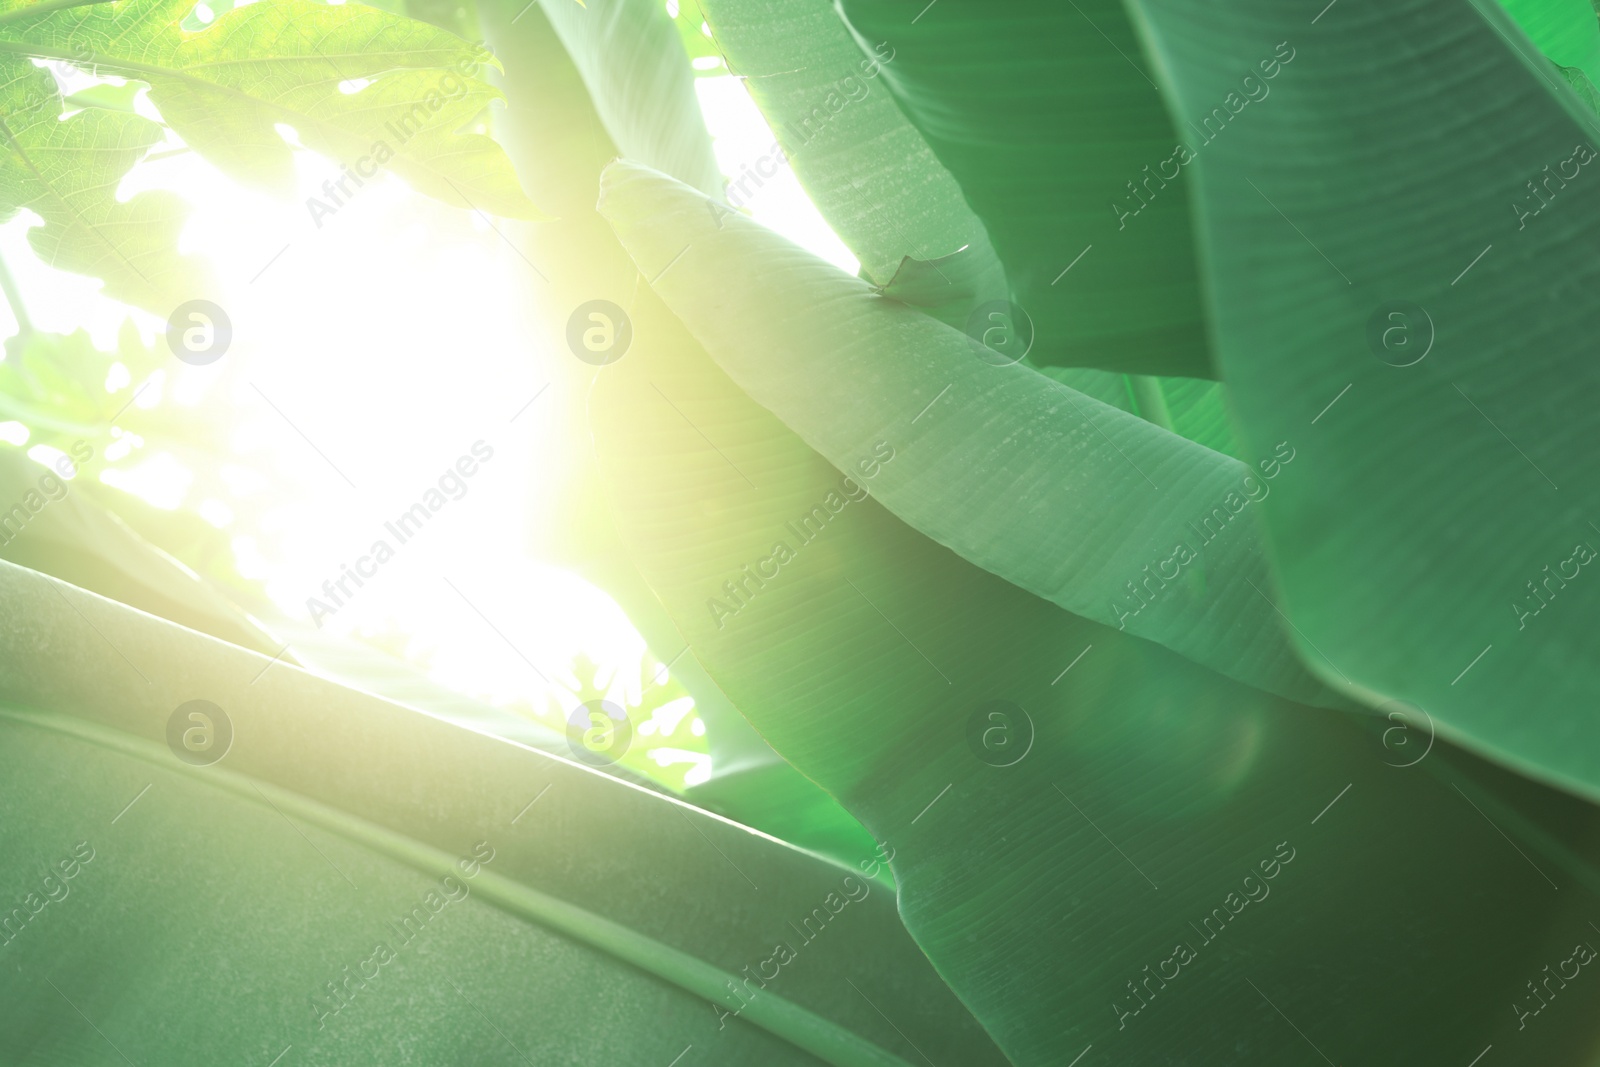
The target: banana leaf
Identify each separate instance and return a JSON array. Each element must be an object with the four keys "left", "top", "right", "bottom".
[
  {"left": 478, "top": 0, "right": 880, "bottom": 865},
  {"left": 589, "top": 161, "right": 1600, "bottom": 1066},
  {"left": 1125, "top": 0, "right": 1600, "bottom": 801},
  {"left": 0, "top": 558, "right": 1006, "bottom": 1066},
  {"left": 833, "top": 0, "right": 1212, "bottom": 377}
]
